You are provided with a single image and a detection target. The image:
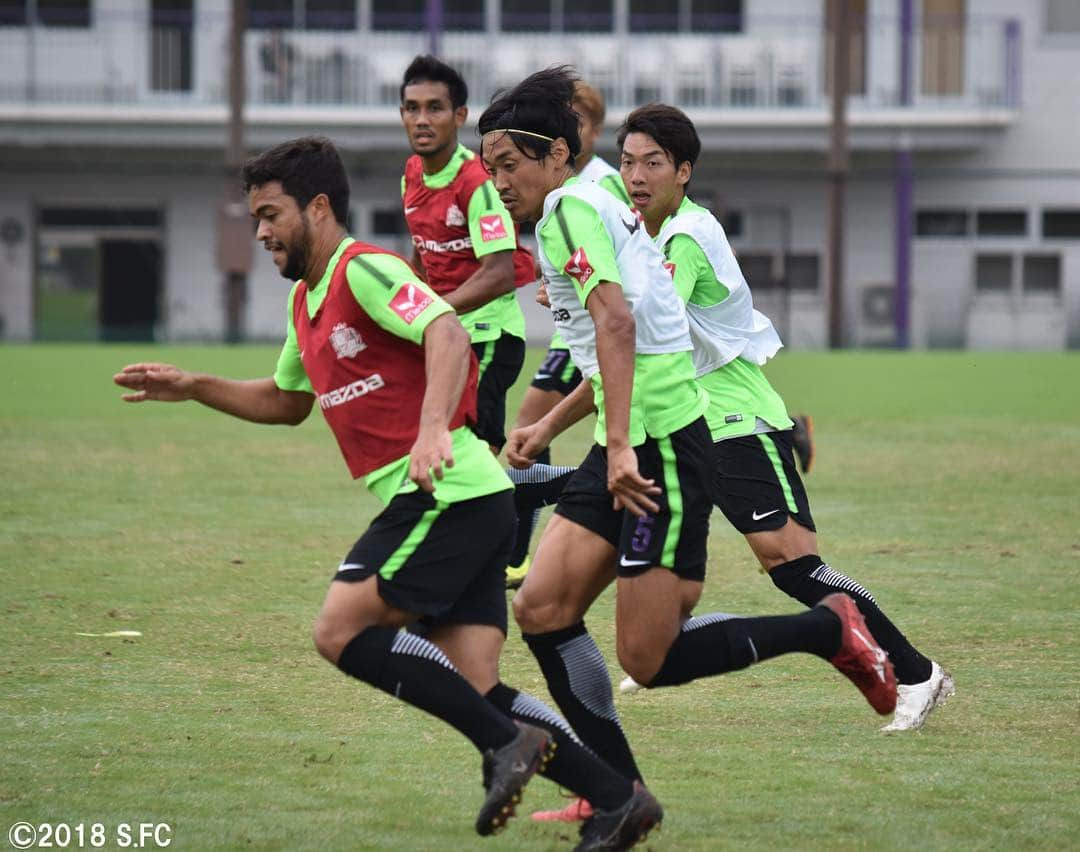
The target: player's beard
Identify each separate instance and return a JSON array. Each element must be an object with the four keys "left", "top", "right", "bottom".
[{"left": 281, "top": 214, "right": 312, "bottom": 281}]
